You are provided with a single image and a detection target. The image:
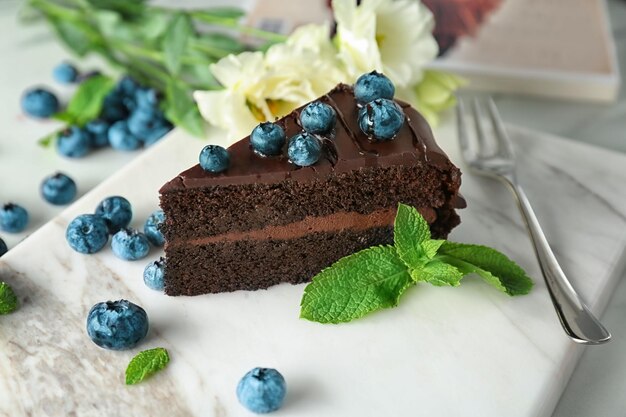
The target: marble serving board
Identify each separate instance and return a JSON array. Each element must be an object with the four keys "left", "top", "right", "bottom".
[{"left": 1, "top": 121, "right": 625, "bottom": 417}]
